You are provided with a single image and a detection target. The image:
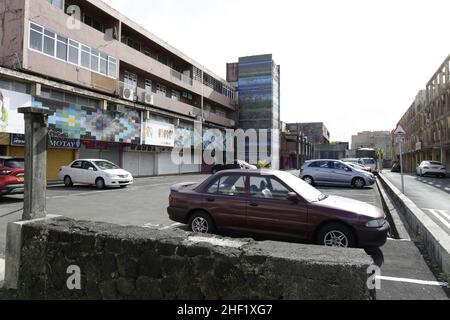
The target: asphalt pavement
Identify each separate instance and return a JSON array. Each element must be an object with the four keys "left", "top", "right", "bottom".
[{"left": 382, "top": 171, "right": 450, "bottom": 233}]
